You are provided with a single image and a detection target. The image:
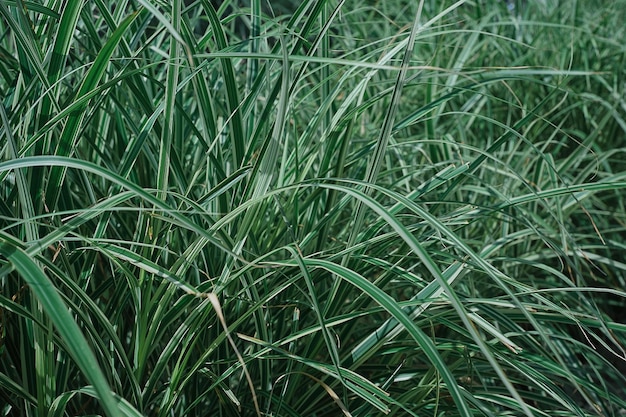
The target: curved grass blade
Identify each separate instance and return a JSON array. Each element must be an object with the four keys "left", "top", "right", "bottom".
[
  {"left": 293, "top": 258, "right": 473, "bottom": 417},
  {"left": 0, "top": 155, "right": 239, "bottom": 265},
  {"left": 48, "top": 386, "right": 143, "bottom": 417},
  {"left": 309, "top": 181, "right": 536, "bottom": 417},
  {"left": 0, "top": 238, "right": 133, "bottom": 417}
]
